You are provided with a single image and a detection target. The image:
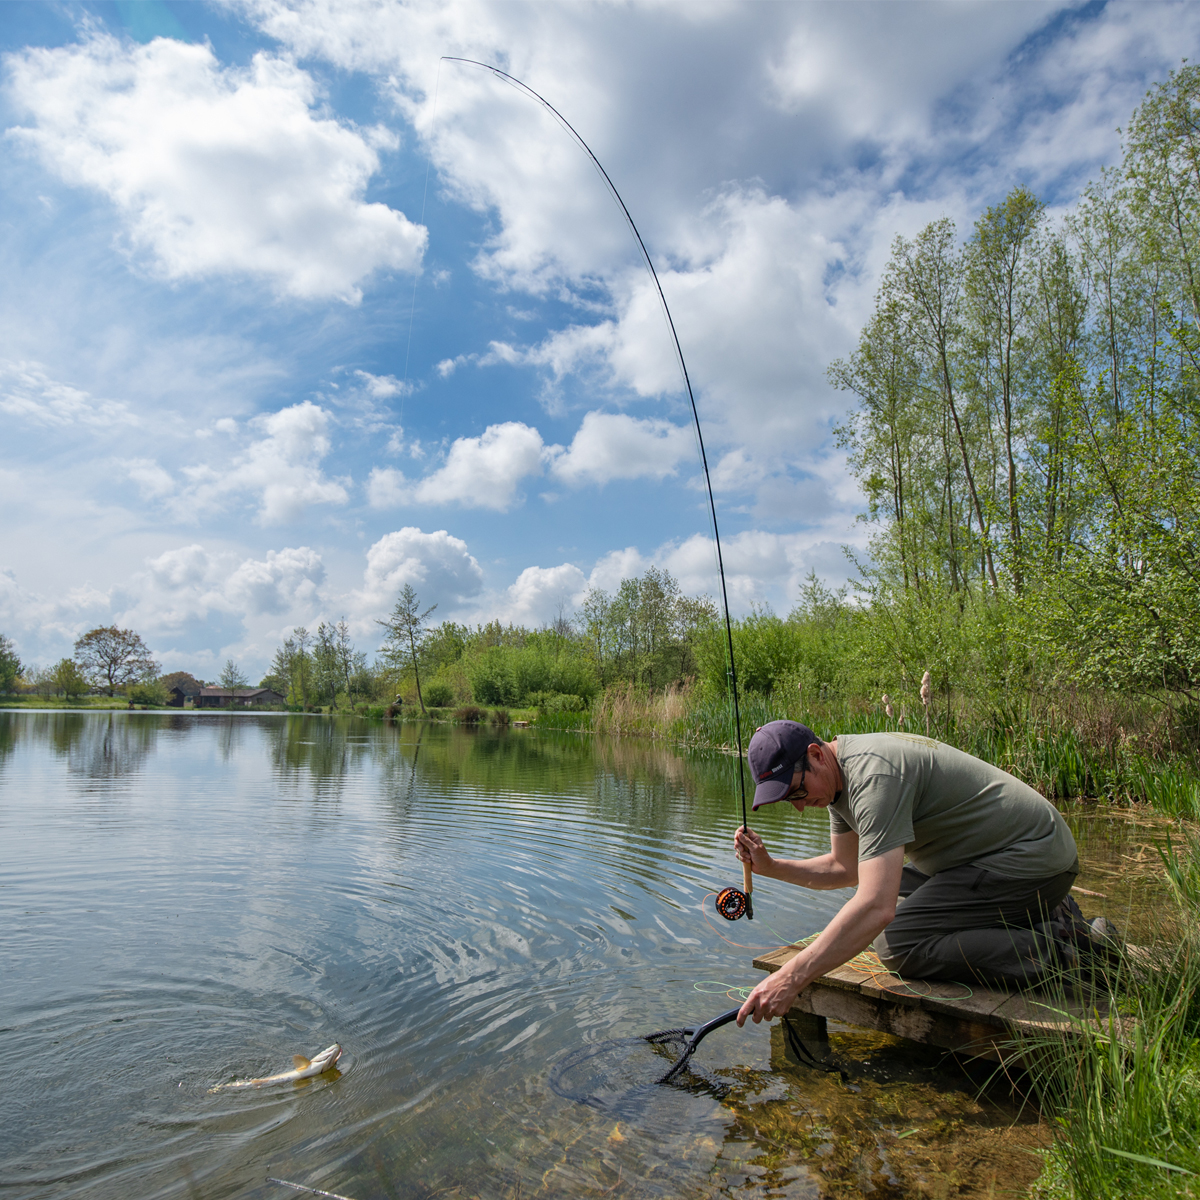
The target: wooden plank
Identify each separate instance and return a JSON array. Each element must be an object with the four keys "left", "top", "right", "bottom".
[{"left": 750, "top": 943, "right": 1119, "bottom": 1063}]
